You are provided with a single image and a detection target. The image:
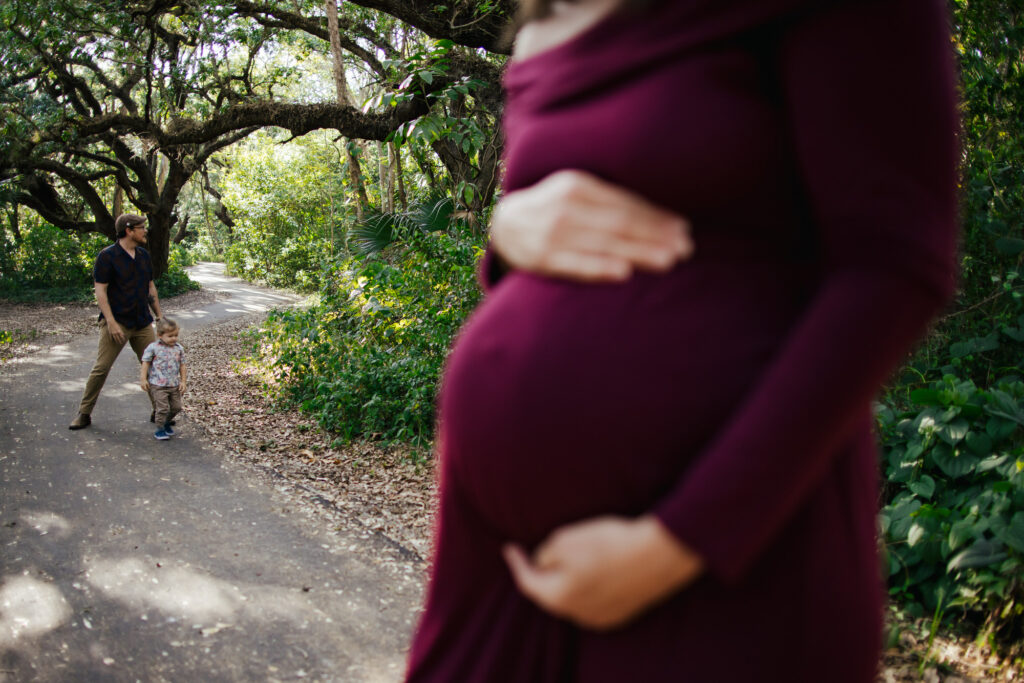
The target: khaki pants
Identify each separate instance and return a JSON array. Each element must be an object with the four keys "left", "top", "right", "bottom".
[
  {"left": 149, "top": 385, "right": 182, "bottom": 428},
  {"left": 77, "top": 319, "right": 156, "bottom": 415}
]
